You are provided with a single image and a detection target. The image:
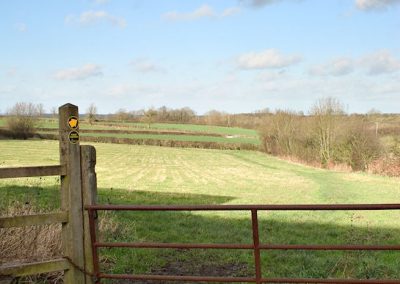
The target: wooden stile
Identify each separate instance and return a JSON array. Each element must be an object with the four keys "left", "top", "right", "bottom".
[{"left": 0, "top": 103, "right": 99, "bottom": 284}]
